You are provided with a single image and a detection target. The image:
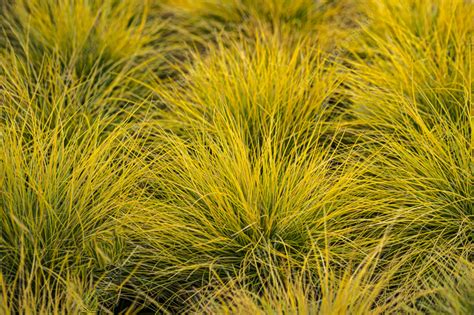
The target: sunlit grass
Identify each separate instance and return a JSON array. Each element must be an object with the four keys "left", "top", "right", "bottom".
[
  {"left": 0, "top": 109, "right": 151, "bottom": 312},
  {"left": 1, "top": 0, "right": 472, "bottom": 313}
]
